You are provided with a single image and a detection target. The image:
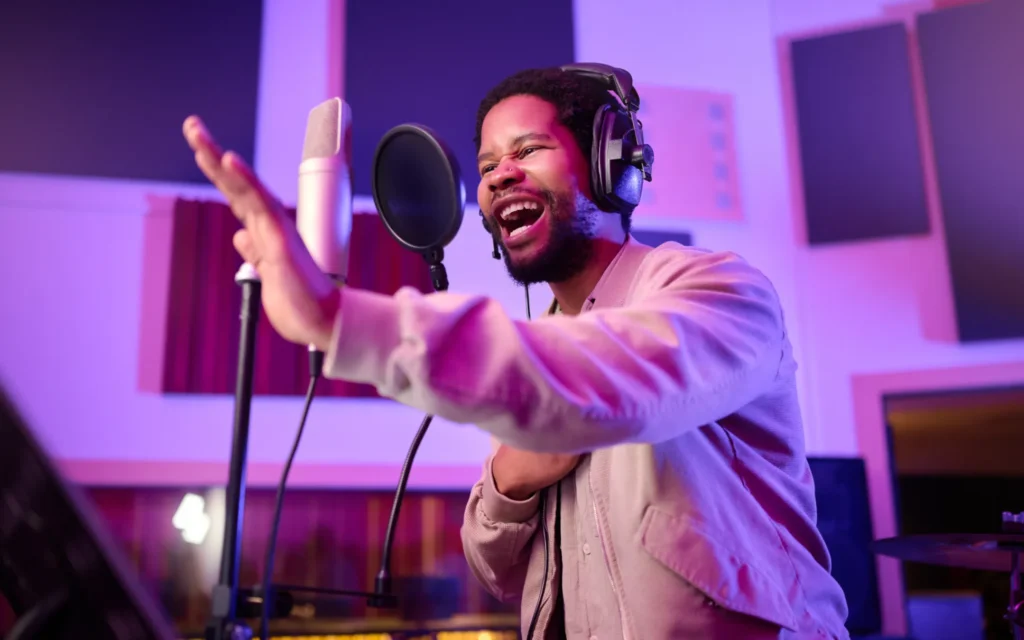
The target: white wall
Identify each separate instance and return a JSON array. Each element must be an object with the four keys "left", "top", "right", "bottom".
[
  {"left": 0, "top": 0, "right": 510, "bottom": 482},
  {"left": 575, "top": 0, "right": 818, "bottom": 441},
  {"left": 3, "top": 0, "right": 1022, "bottom": 499},
  {"left": 768, "top": 0, "right": 1024, "bottom": 456}
]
